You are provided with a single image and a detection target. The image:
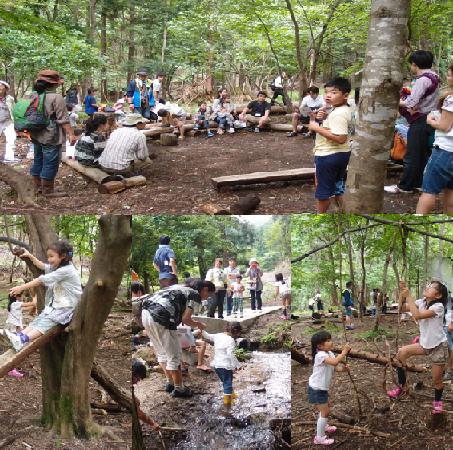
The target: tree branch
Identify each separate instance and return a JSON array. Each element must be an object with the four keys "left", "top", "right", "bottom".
[
  {"left": 0, "top": 163, "right": 39, "bottom": 208},
  {"left": 0, "top": 236, "right": 30, "bottom": 250}
]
